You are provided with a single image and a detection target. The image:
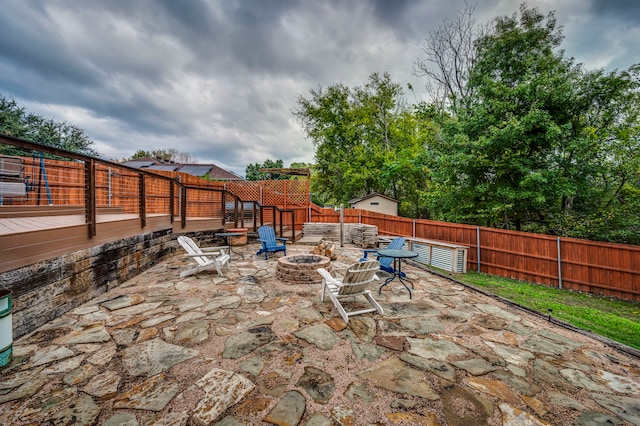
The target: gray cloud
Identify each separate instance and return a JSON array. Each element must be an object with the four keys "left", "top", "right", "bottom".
[
  {"left": 590, "top": 0, "right": 640, "bottom": 22},
  {"left": 0, "top": 0, "right": 637, "bottom": 175}
]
